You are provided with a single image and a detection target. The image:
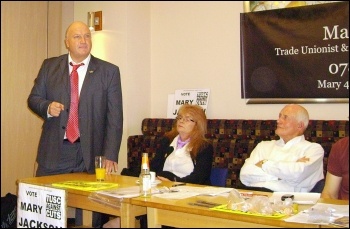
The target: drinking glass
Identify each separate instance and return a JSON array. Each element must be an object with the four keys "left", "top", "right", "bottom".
[{"left": 95, "top": 156, "right": 106, "bottom": 181}]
